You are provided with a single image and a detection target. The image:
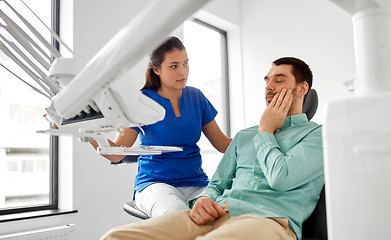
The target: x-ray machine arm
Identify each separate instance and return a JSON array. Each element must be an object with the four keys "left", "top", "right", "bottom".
[{"left": 0, "top": 0, "right": 211, "bottom": 155}]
